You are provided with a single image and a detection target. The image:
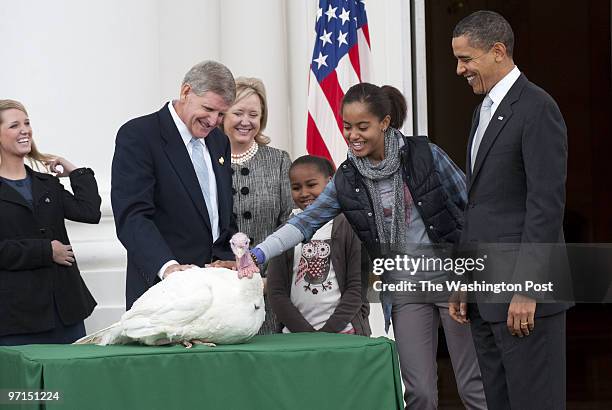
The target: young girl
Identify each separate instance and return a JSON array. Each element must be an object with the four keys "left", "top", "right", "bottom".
[
  {"left": 267, "top": 155, "right": 370, "bottom": 336},
  {"left": 252, "top": 84, "right": 486, "bottom": 409}
]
